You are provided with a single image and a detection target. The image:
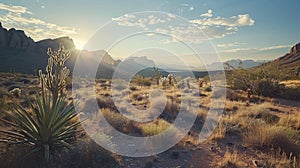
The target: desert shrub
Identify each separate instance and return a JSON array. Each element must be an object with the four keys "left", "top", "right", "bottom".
[{"left": 255, "top": 78, "right": 283, "bottom": 97}]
